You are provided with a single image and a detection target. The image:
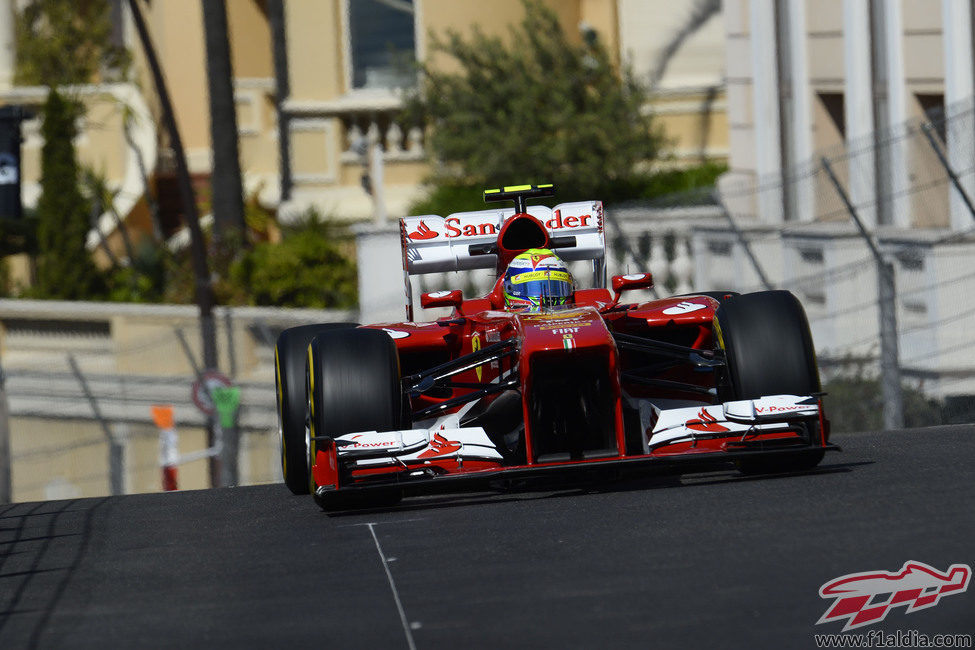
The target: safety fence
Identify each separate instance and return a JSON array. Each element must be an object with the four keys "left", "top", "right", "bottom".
[
  {"left": 0, "top": 300, "right": 356, "bottom": 502},
  {"left": 605, "top": 97, "right": 975, "bottom": 430}
]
